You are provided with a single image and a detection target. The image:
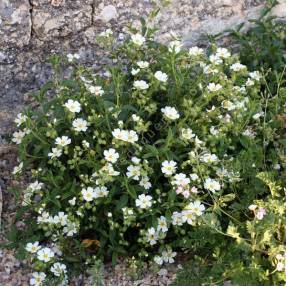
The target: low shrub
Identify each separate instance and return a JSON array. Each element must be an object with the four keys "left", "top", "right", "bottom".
[{"left": 8, "top": 18, "right": 286, "bottom": 286}]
